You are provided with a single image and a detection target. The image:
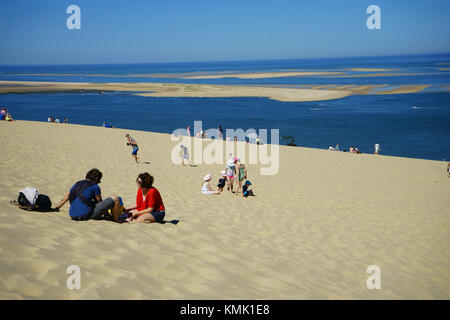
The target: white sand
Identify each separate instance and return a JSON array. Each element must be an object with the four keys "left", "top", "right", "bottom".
[{"left": 0, "top": 121, "right": 449, "bottom": 299}]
